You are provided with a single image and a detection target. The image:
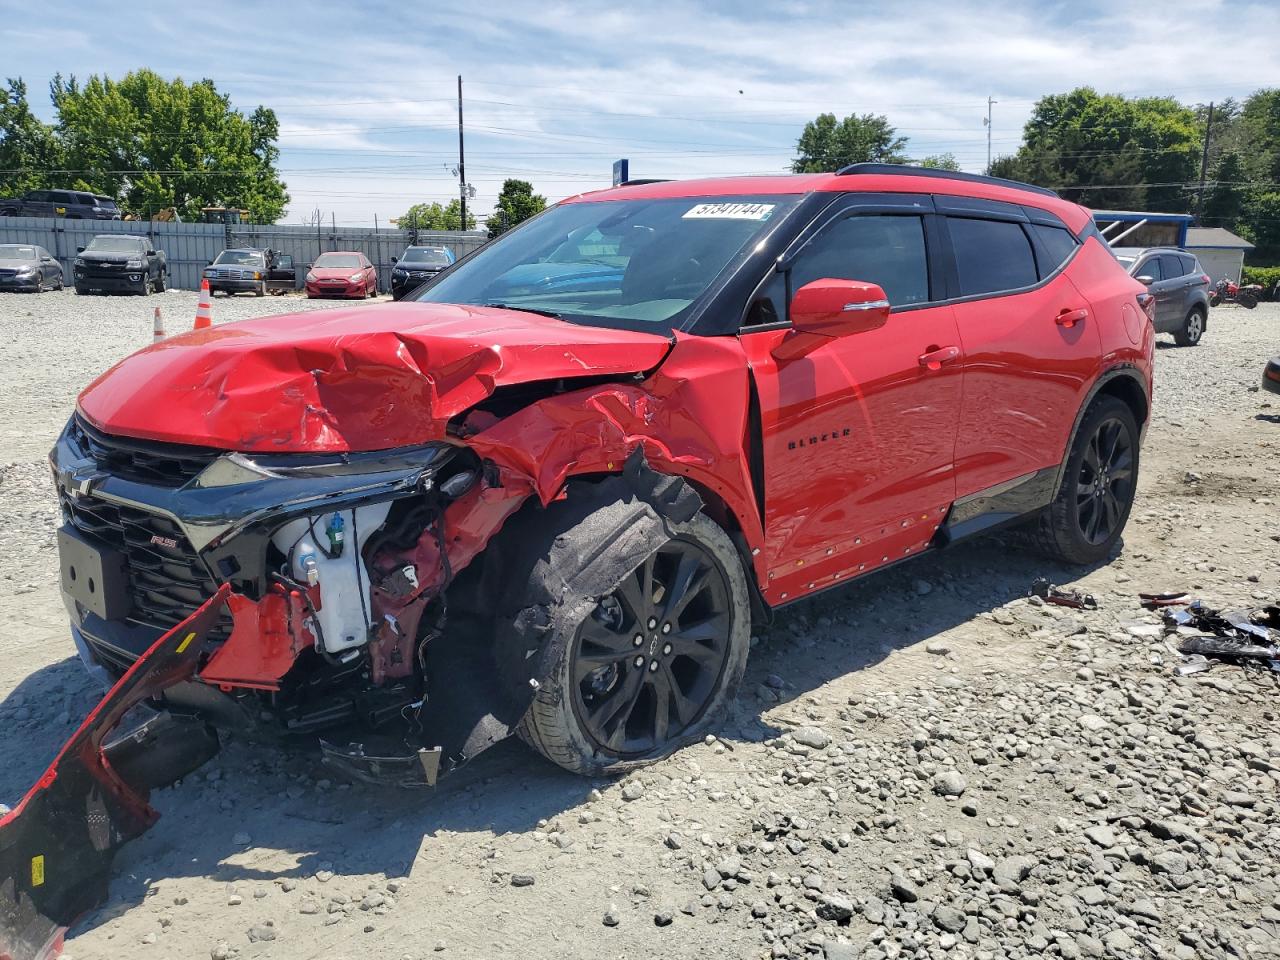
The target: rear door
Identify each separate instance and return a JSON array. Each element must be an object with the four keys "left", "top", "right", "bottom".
[
  {"left": 1158, "top": 253, "right": 1200, "bottom": 325},
  {"left": 942, "top": 200, "right": 1102, "bottom": 500},
  {"left": 739, "top": 194, "right": 963, "bottom": 601},
  {"left": 1134, "top": 254, "right": 1178, "bottom": 330}
]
